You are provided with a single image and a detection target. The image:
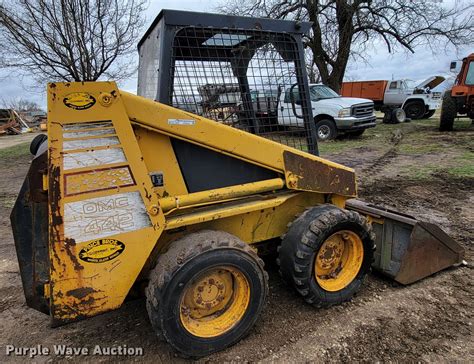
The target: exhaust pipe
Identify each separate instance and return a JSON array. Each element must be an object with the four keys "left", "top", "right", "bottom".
[{"left": 346, "top": 199, "right": 465, "bottom": 284}]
